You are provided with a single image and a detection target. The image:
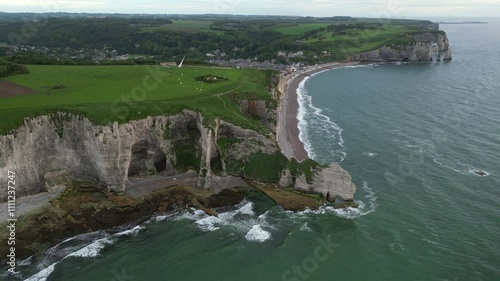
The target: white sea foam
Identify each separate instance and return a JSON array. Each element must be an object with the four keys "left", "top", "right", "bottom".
[
  {"left": 67, "top": 238, "right": 113, "bottom": 258},
  {"left": 195, "top": 216, "right": 225, "bottom": 231},
  {"left": 238, "top": 202, "right": 255, "bottom": 216},
  {"left": 115, "top": 225, "right": 143, "bottom": 236},
  {"left": 433, "top": 157, "right": 464, "bottom": 174},
  {"left": 175, "top": 209, "right": 207, "bottom": 221},
  {"left": 245, "top": 225, "right": 271, "bottom": 242},
  {"left": 299, "top": 222, "right": 313, "bottom": 232},
  {"left": 363, "top": 152, "right": 378, "bottom": 157},
  {"left": 296, "top": 77, "right": 346, "bottom": 163},
  {"left": 310, "top": 68, "right": 330, "bottom": 77},
  {"left": 154, "top": 215, "right": 168, "bottom": 222},
  {"left": 432, "top": 153, "right": 489, "bottom": 176},
  {"left": 190, "top": 201, "right": 260, "bottom": 233},
  {"left": 343, "top": 63, "right": 380, "bottom": 69}
]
